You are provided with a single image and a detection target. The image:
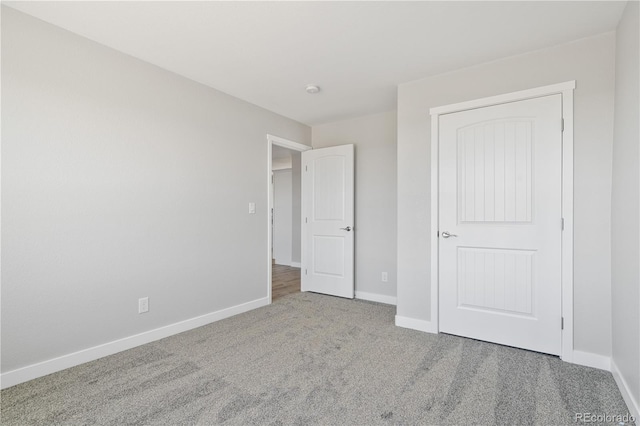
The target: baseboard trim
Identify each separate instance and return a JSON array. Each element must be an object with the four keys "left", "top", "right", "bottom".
[
  {"left": 611, "top": 359, "right": 640, "bottom": 421},
  {"left": 290, "top": 262, "right": 302, "bottom": 268},
  {"left": 572, "top": 350, "right": 611, "bottom": 371},
  {"left": 395, "top": 315, "right": 437, "bottom": 334},
  {"left": 0, "top": 297, "right": 269, "bottom": 390},
  {"left": 355, "top": 291, "right": 396, "bottom": 305}
]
